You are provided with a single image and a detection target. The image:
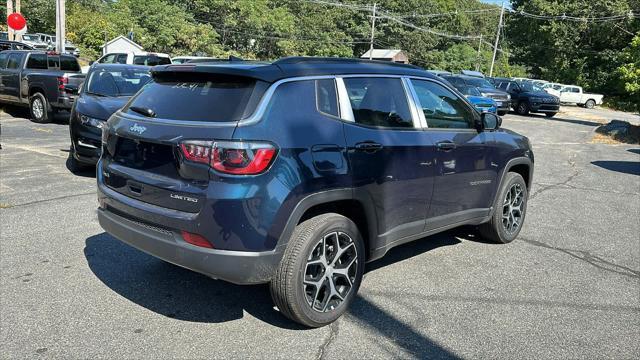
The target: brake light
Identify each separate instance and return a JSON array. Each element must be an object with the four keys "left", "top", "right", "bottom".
[
  {"left": 179, "top": 140, "right": 277, "bottom": 175},
  {"left": 181, "top": 231, "right": 213, "bottom": 248},
  {"left": 57, "top": 76, "right": 68, "bottom": 90}
]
